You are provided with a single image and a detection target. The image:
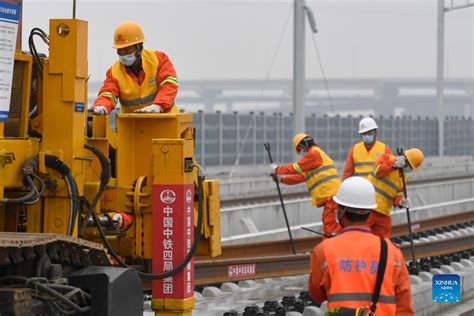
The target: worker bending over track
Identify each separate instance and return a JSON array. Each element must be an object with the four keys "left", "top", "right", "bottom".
[
  {"left": 367, "top": 148, "right": 425, "bottom": 238},
  {"left": 308, "top": 177, "right": 414, "bottom": 316},
  {"left": 90, "top": 21, "right": 179, "bottom": 114},
  {"left": 343, "top": 117, "right": 393, "bottom": 180},
  {"left": 270, "top": 133, "right": 342, "bottom": 236}
]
